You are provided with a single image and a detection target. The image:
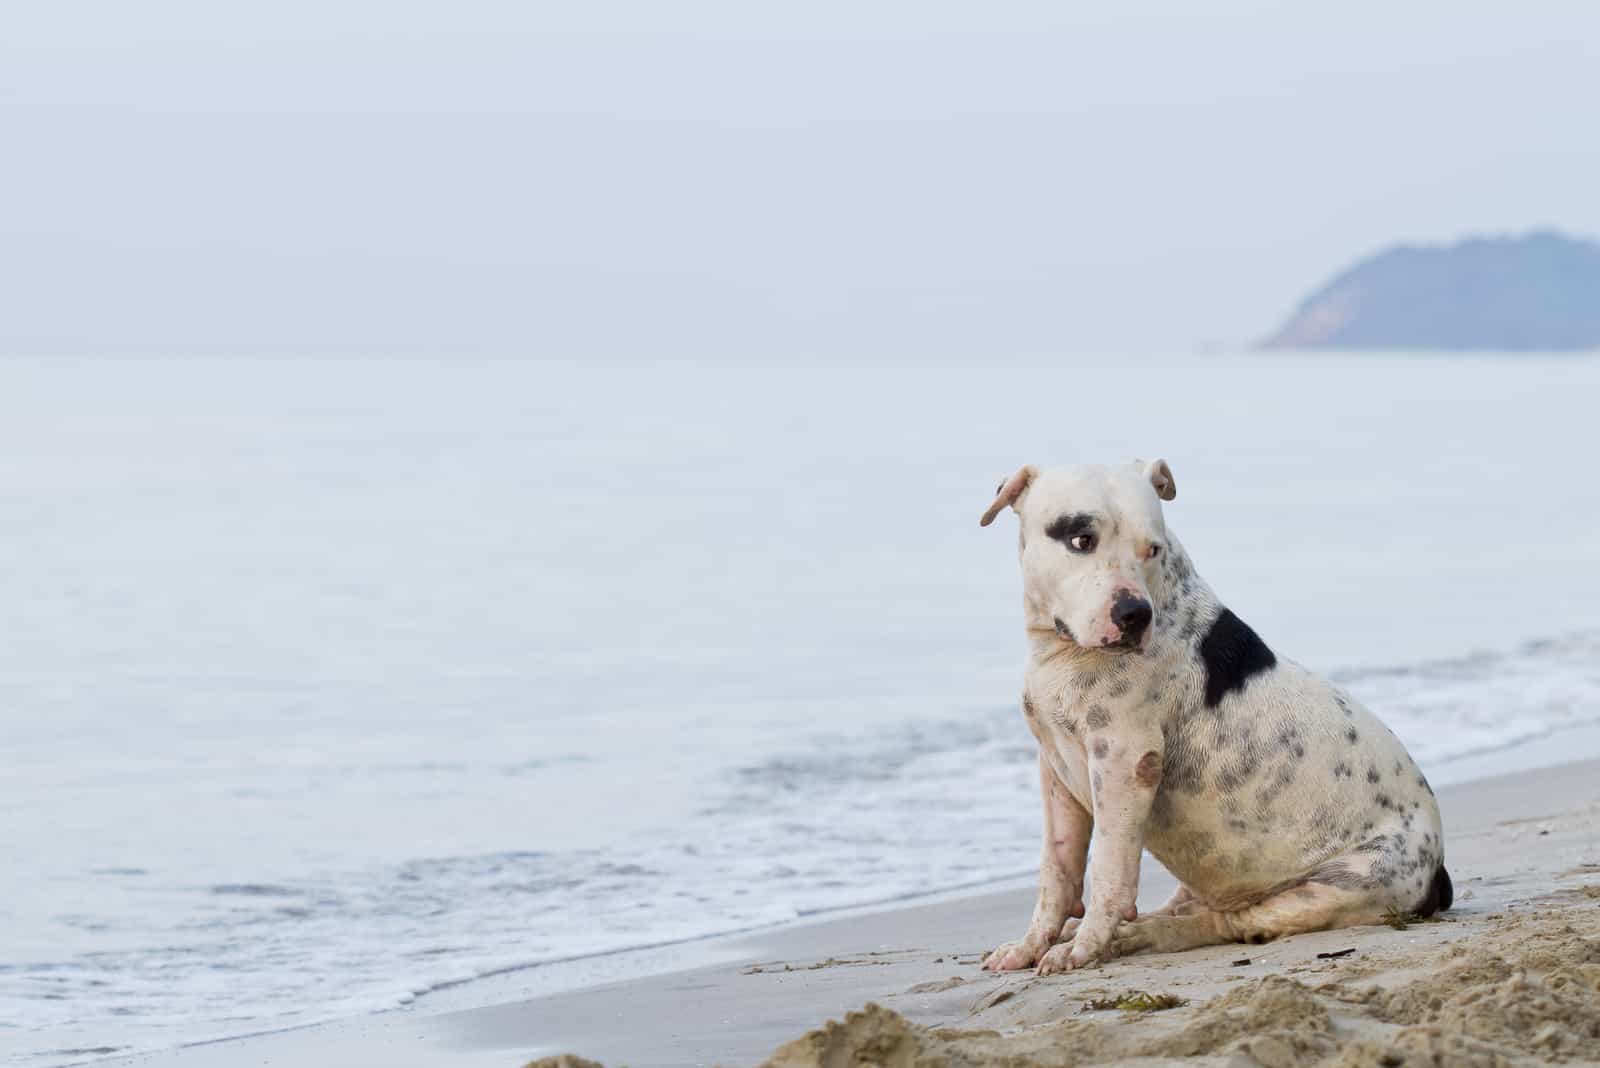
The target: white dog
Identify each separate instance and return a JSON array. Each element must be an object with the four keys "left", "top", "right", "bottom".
[{"left": 979, "top": 460, "right": 1449, "bottom": 975}]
